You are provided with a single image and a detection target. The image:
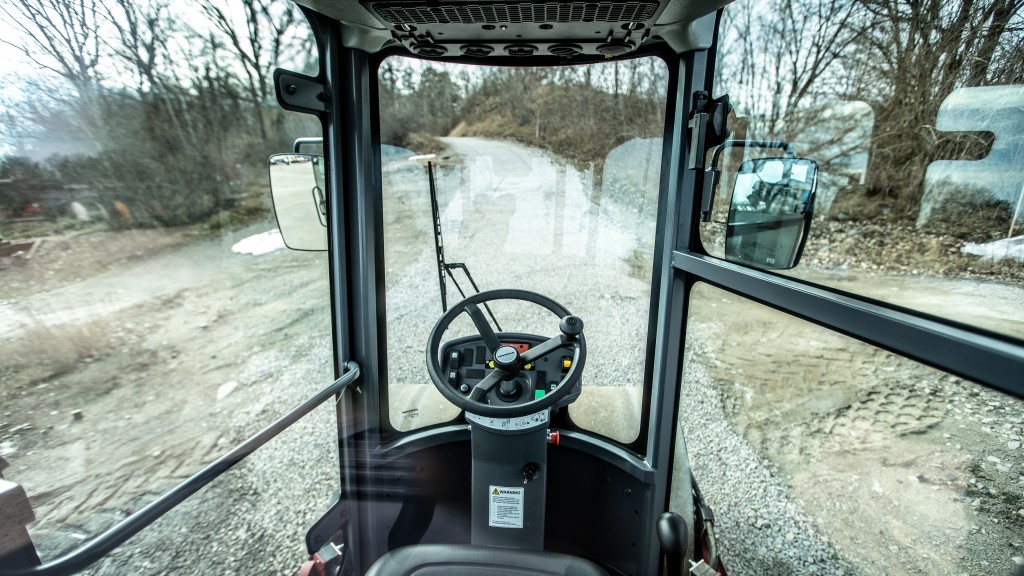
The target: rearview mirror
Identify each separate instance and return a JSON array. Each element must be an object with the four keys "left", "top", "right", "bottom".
[
  {"left": 725, "top": 157, "right": 817, "bottom": 269},
  {"left": 268, "top": 154, "right": 327, "bottom": 251}
]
